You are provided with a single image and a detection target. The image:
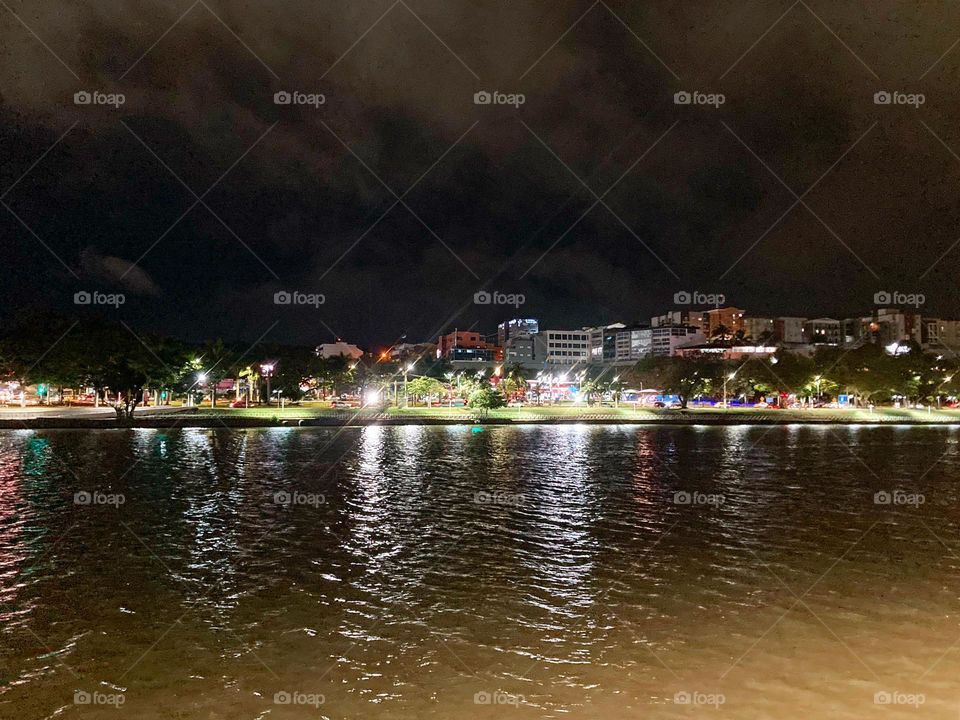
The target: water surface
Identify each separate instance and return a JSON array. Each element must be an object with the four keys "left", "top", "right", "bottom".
[{"left": 0, "top": 425, "right": 958, "bottom": 718}]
